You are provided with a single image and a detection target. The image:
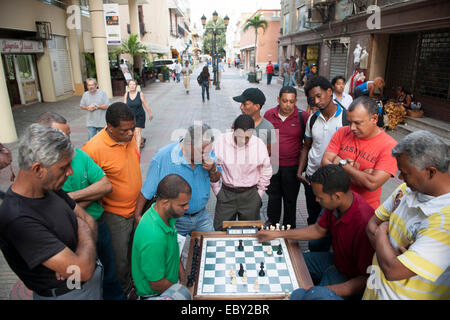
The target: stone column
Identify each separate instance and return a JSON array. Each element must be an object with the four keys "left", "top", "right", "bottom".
[
  {"left": 67, "top": 0, "right": 84, "bottom": 96},
  {"left": 0, "top": 57, "right": 18, "bottom": 143},
  {"left": 89, "top": 0, "right": 113, "bottom": 98}
]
